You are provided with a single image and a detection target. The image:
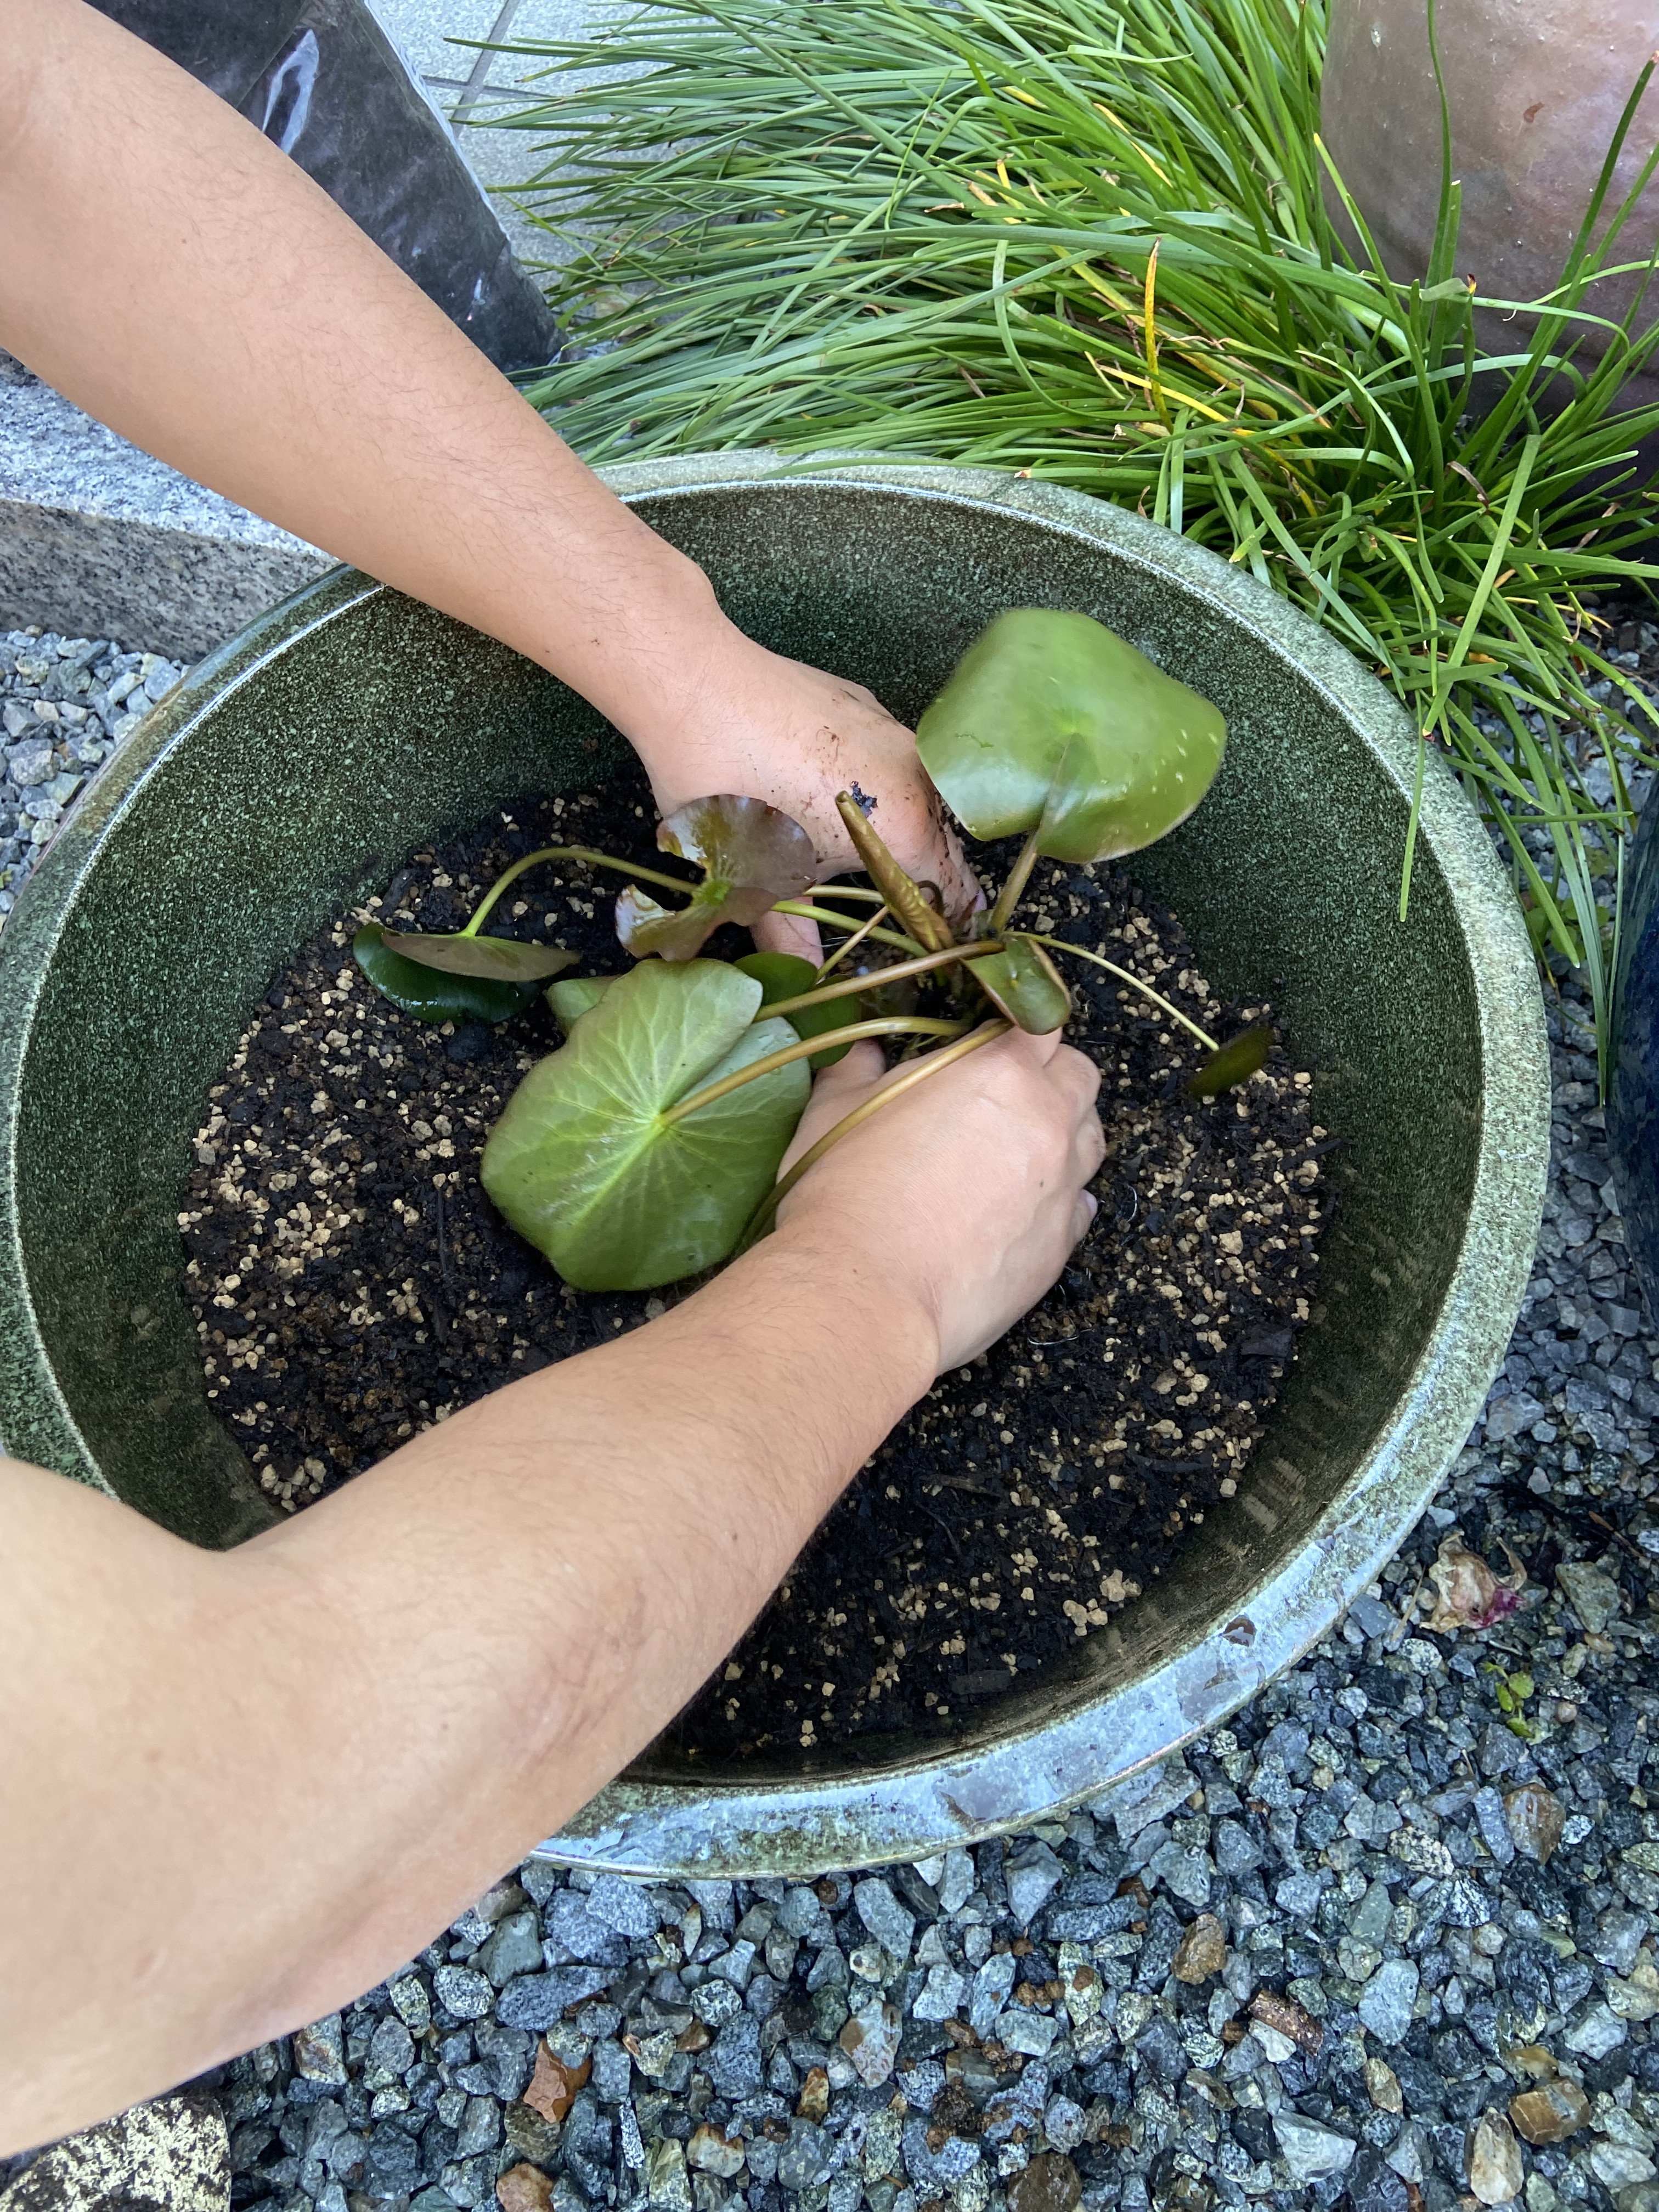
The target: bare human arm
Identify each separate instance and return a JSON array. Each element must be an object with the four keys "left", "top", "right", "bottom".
[
  {"left": 0, "top": 0, "right": 1097, "bottom": 2149},
  {"left": 0, "top": 1033, "right": 1103, "bottom": 2152},
  {"left": 0, "top": 0, "right": 975, "bottom": 941}
]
